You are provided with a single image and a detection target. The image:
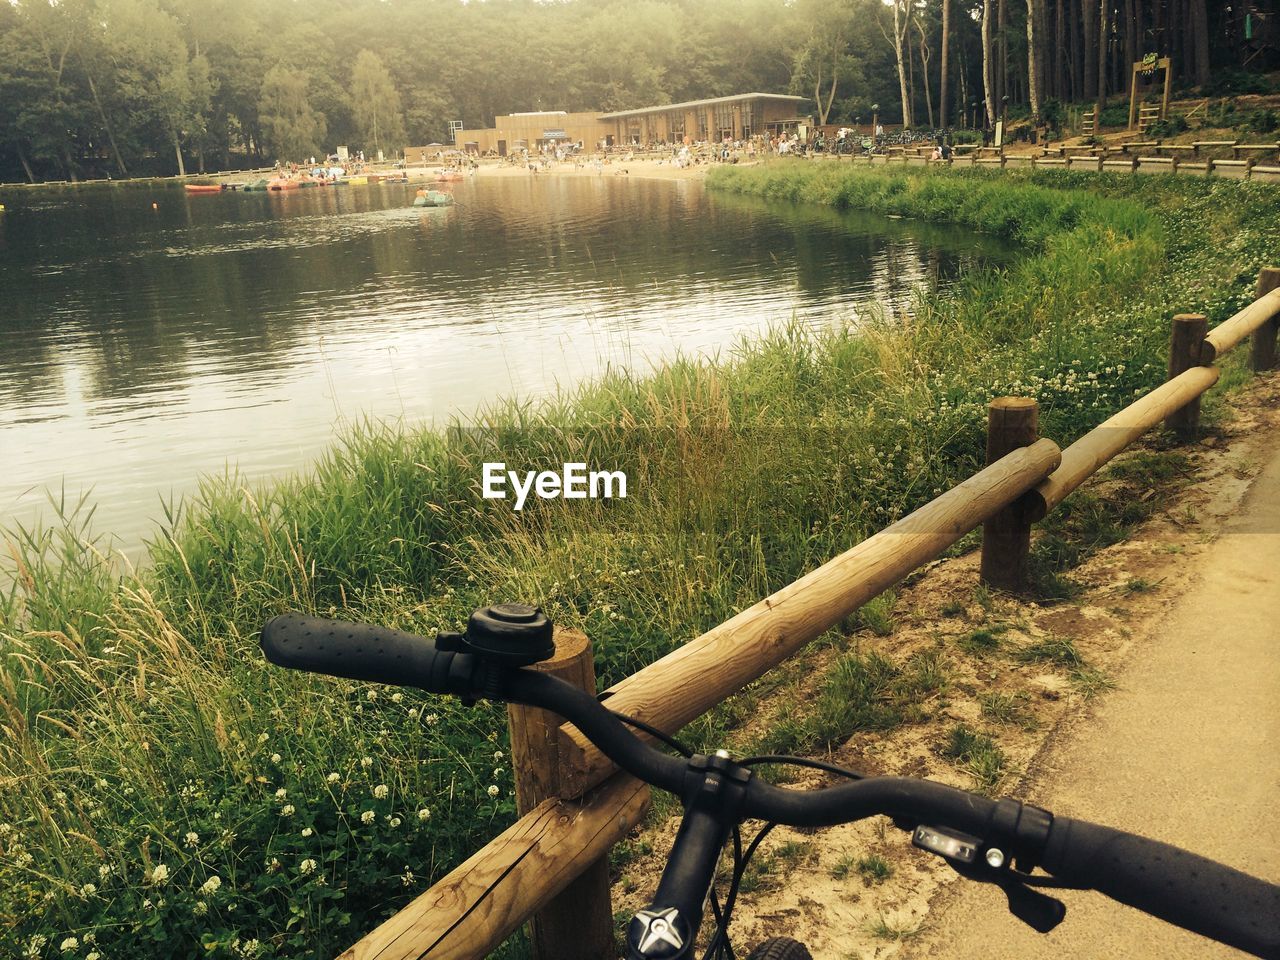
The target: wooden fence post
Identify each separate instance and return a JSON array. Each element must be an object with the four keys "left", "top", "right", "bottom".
[
  {"left": 507, "top": 629, "right": 616, "bottom": 960},
  {"left": 980, "top": 397, "right": 1039, "bottom": 591},
  {"left": 1252, "top": 268, "right": 1280, "bottom": 372},
  {"left": 1165, "top": 313, "right": 1208, "bottom": 438}
]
